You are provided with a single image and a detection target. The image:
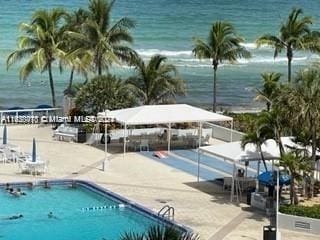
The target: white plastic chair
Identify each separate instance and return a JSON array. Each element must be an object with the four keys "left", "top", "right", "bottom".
[{"left": 0, "top": 151, "right": 8, "bottom": 164}]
